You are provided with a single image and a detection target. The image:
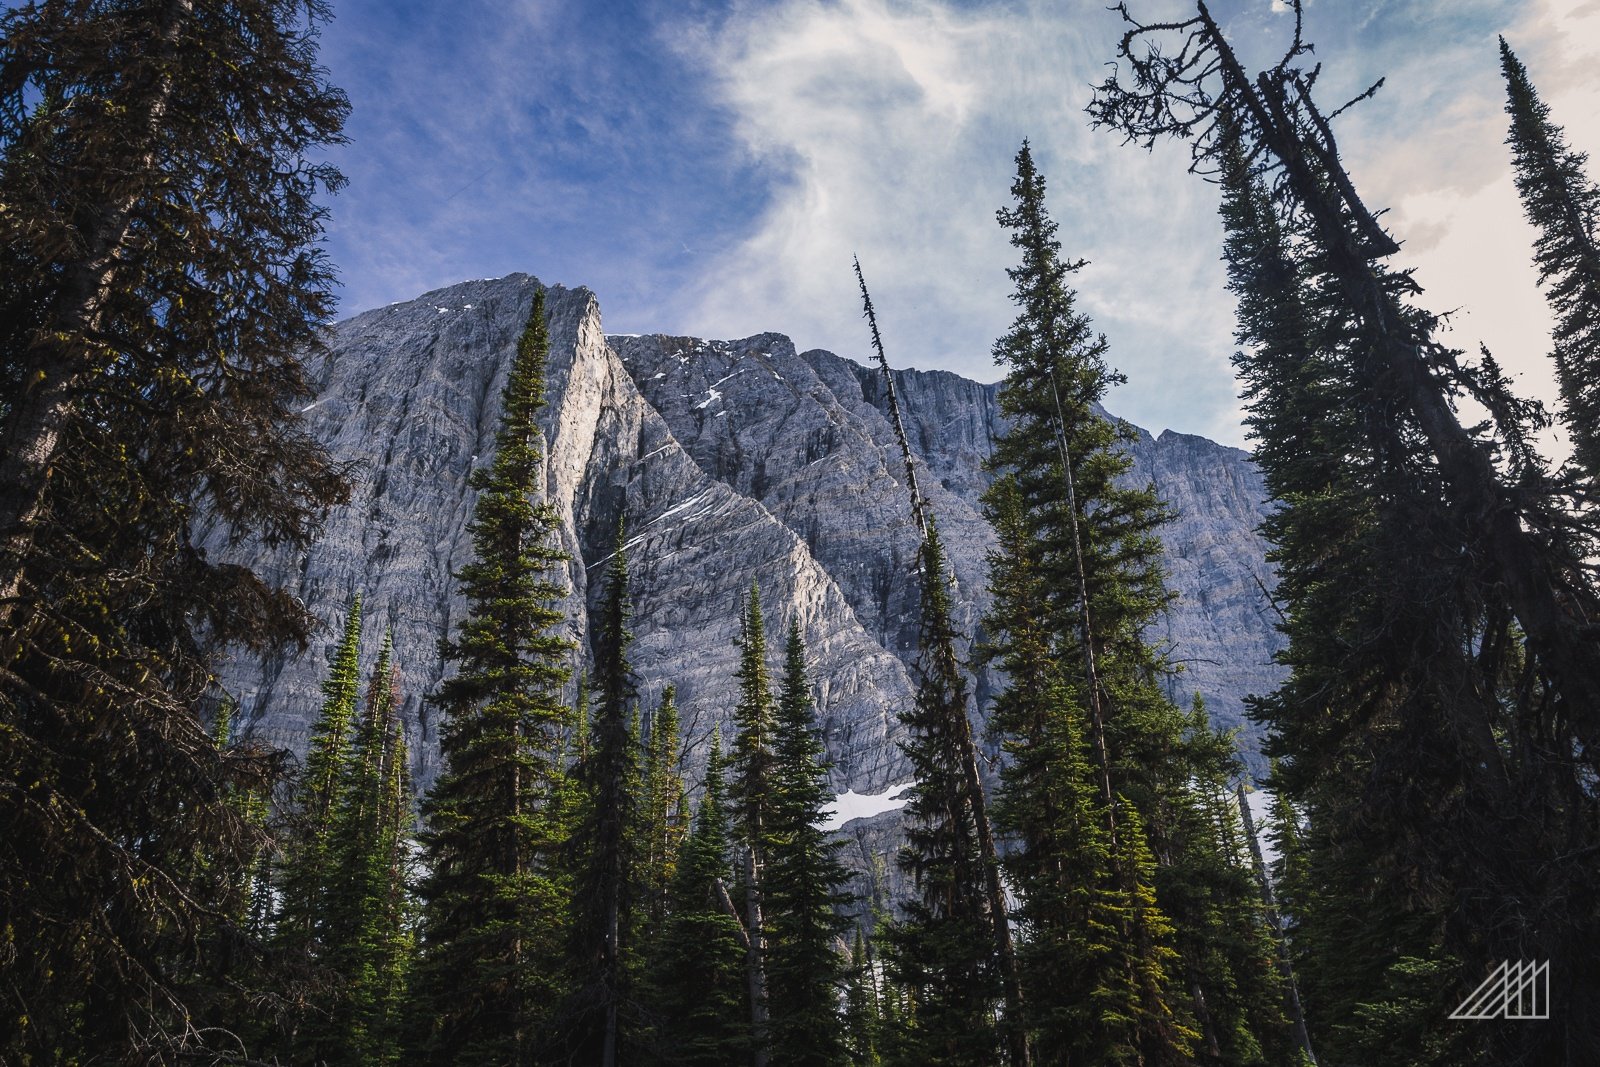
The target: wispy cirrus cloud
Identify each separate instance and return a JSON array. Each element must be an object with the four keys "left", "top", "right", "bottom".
[
  {"left": 313, "top": 0, "right": 1600, "bottom": 447},
  {"left": 667, "top": 0, "right": 1245, "bottom": 443},
  {"left": 655, "top": 0, "right": 1600, "bottom": 445}
]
